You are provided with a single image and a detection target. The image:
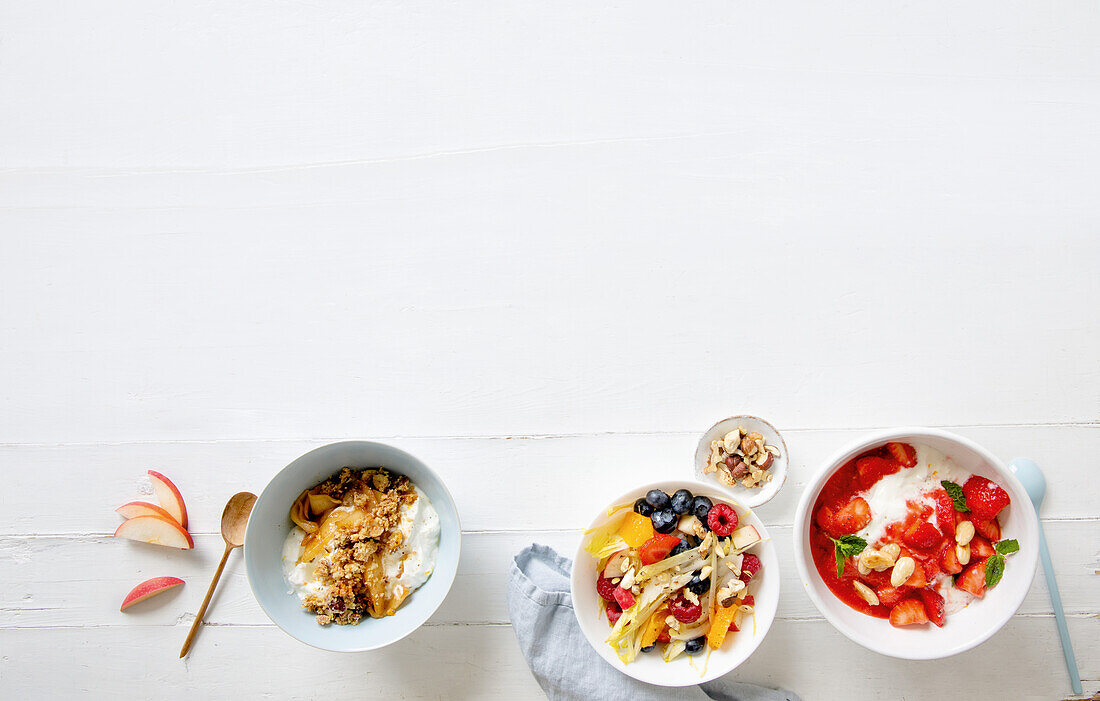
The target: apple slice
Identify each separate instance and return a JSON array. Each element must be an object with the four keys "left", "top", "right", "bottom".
[
  {"left": 731, "top": 524, "right": 761, "bottom": 550},
  {"left": 116, "top": 501, "right": 177, "bottom": 522},
  {"left": 120, "top": 576, "right": 185, "bottom": 611},
  {"left": 114, "top": 514, "right": 194, "bottom": 549},
  {"left": 148, "top": 470, "right": 188, "bottom": 529}
]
